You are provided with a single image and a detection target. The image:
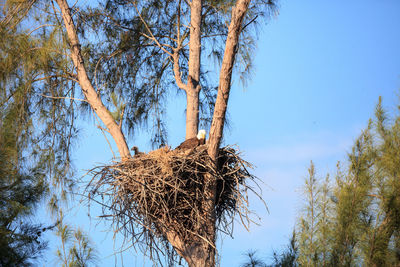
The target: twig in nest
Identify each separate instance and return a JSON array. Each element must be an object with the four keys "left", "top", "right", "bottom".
[{"left": 86, "top": 145, "right": 266, "bottom": 265}]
